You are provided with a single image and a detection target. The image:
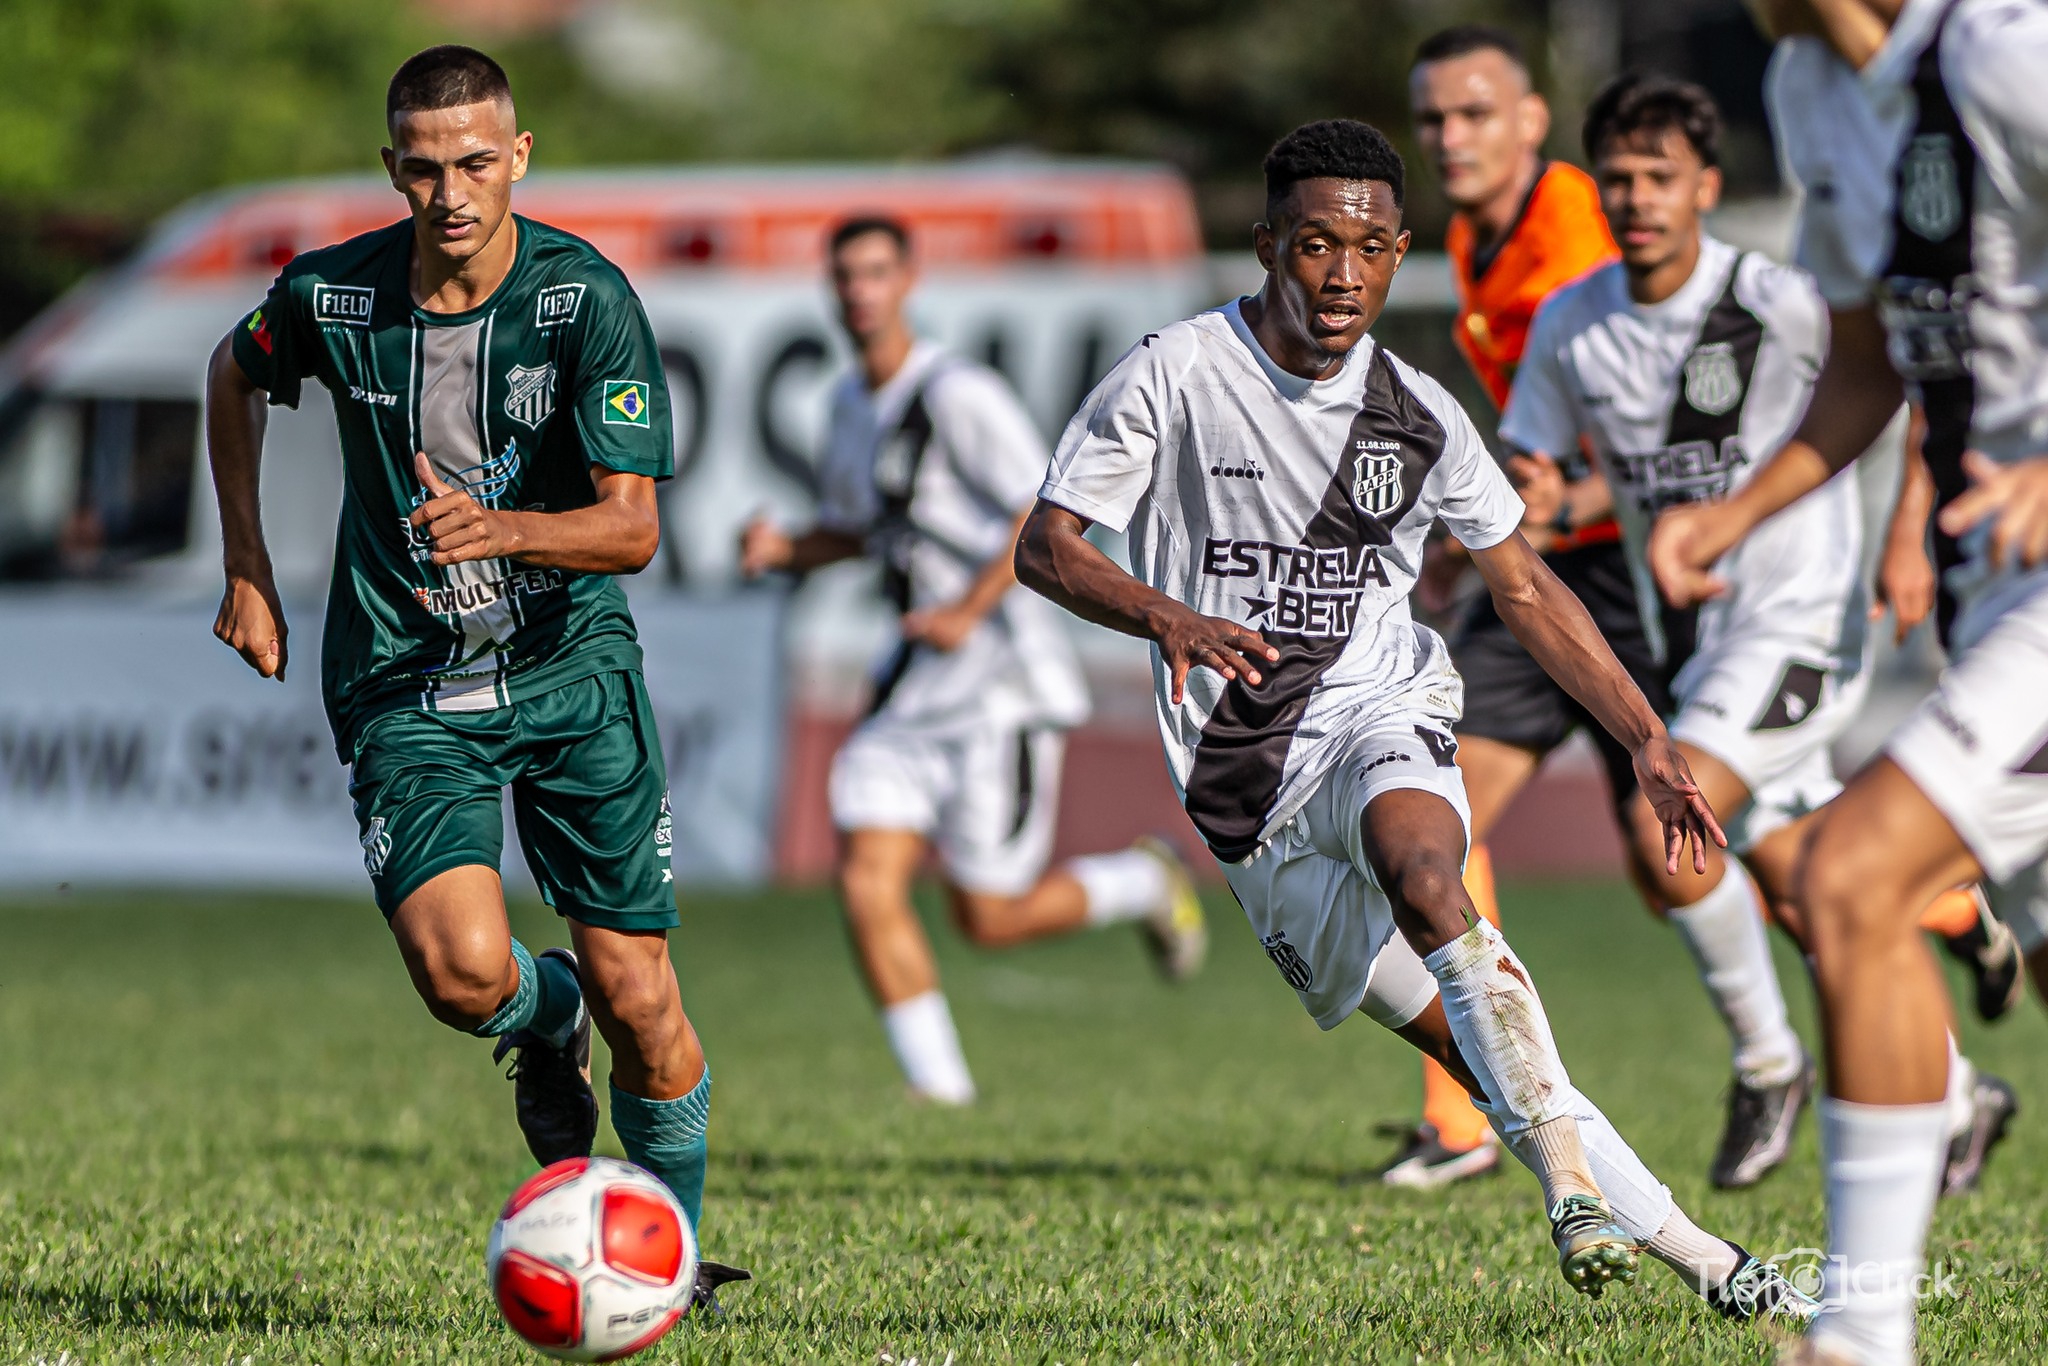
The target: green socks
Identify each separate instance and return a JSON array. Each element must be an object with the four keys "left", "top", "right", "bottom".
[
  {"left": 473, "top": 939, "right": 583, "bottom": 1048},
  {"left": 611, "top": 1069, "right": 711, "bottom": 1230}
]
